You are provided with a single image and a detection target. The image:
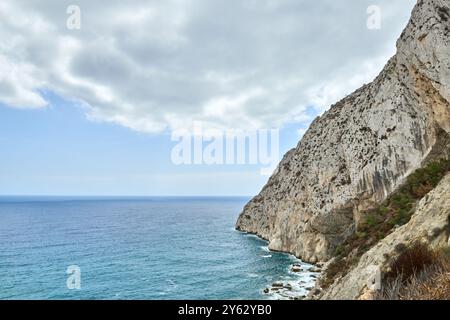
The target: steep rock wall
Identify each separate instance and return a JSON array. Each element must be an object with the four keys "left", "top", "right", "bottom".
[{"left": 236, "top": 0, "right": 450, "bottom": 263}]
